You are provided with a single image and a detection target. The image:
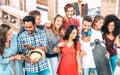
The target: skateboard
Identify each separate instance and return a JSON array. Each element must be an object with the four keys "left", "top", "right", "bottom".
[{"left": 90, "top": 39, "right": 112, "bottom": 75}]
